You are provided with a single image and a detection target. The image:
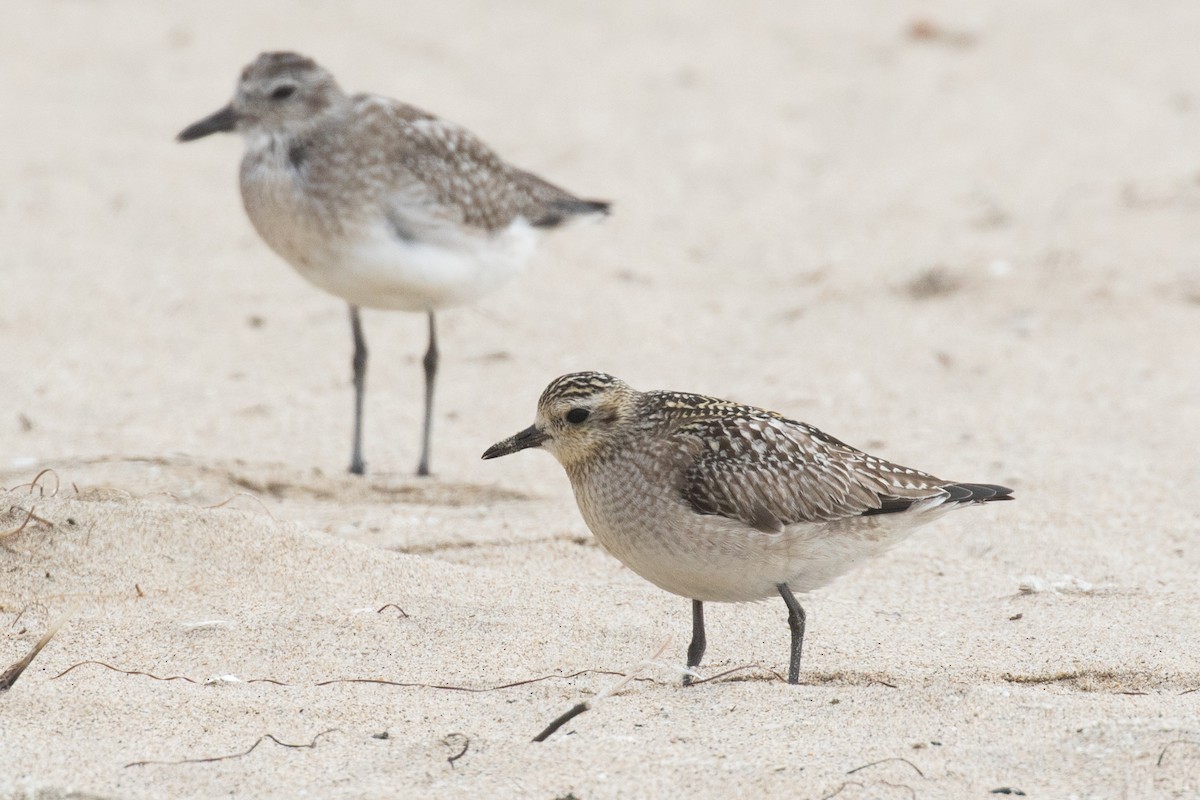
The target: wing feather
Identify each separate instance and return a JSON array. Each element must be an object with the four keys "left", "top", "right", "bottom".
[
  {"left": 676, "top": 414, "right": 949, "bottom": 528},
  {"left": 345, "top": 95, "right": 599, "bottom": 233}
]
